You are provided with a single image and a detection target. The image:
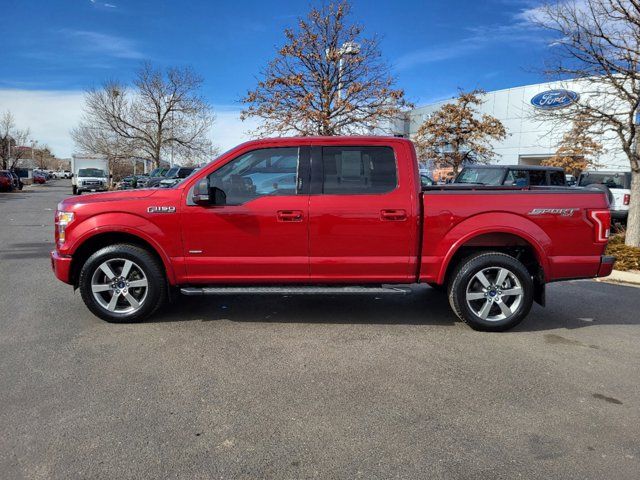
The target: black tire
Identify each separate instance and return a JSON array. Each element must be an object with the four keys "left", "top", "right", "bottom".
[
  {"left": 79, "top": 244, "right": 166, "bottom": 323},
  {"left": 72, "top": 185, "right": 78, "bottom": 195},
  {"left": 447, "top": 252, "right": 534, "bottom": 332}
]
